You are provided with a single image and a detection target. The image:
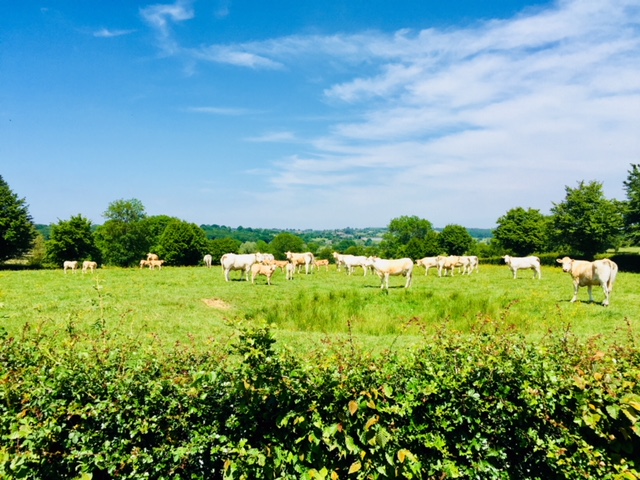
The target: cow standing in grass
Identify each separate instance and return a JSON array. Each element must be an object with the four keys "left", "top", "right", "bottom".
[
  {"left": 503, "top": 255, "right": 541, "bottom": 279},
  {"left": 556, "top": 257, "right": 618, "bottom": 306}
]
